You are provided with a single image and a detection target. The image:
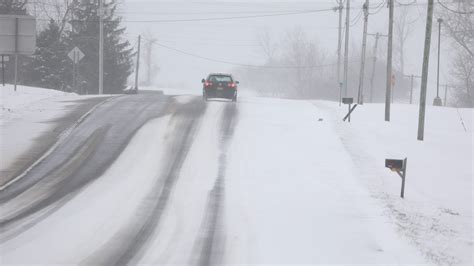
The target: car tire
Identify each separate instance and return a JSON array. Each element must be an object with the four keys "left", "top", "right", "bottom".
[{"left": 232, "top": 95, "right": 237, "bottom": 102}]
